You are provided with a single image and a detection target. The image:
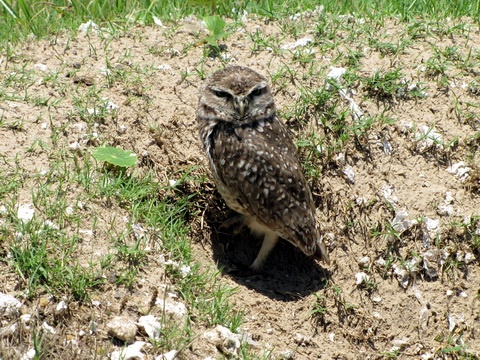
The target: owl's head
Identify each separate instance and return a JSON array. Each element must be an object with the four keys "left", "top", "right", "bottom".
[{"left": 197, "top": 66, "right": 275, "bottom": 125}]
